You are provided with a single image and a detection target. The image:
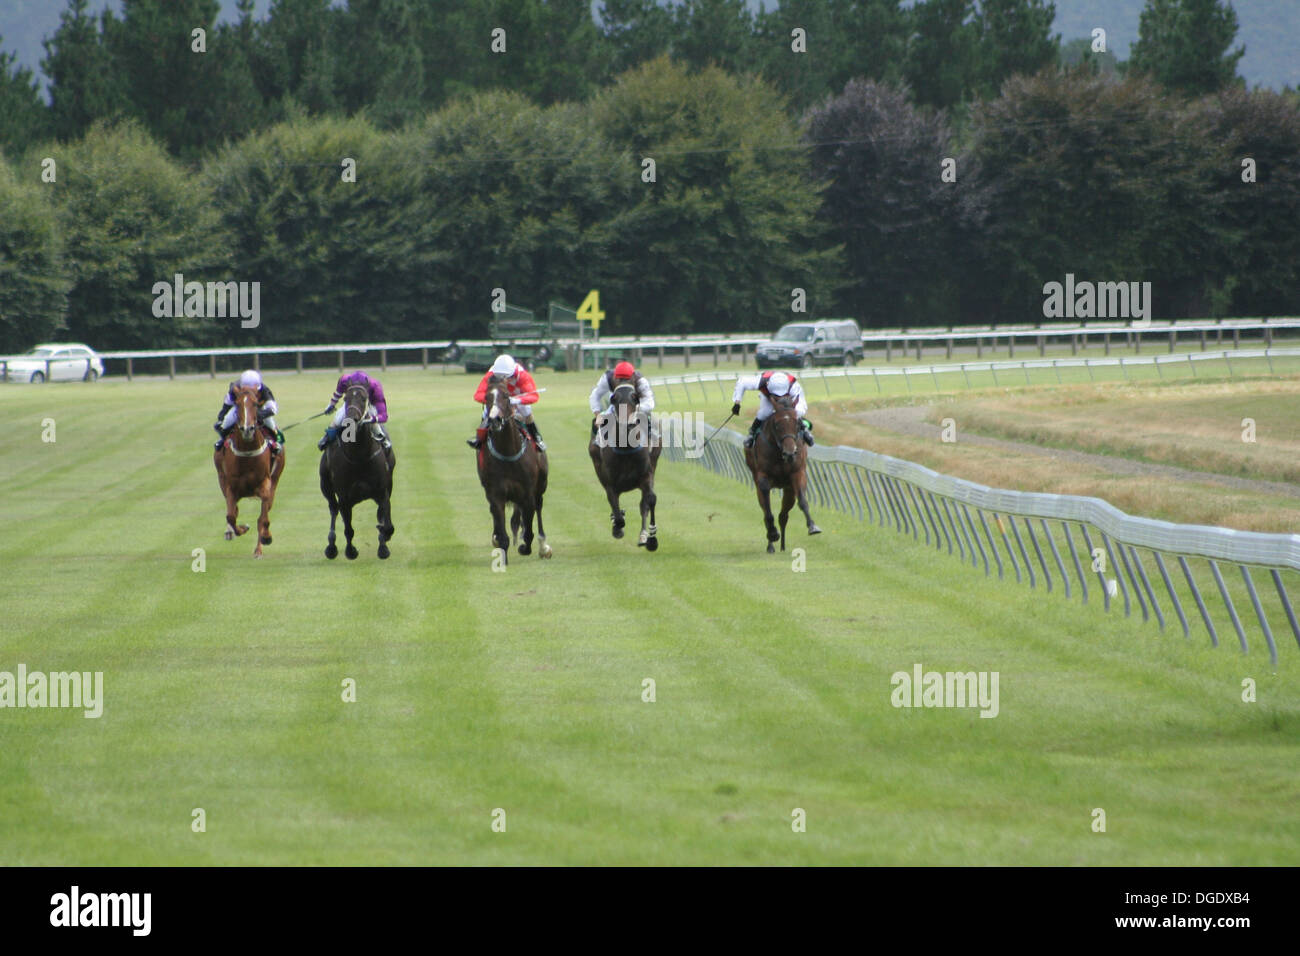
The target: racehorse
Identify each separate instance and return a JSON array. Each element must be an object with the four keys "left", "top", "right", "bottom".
[
  {"left": 477, "top": 378, "right": 551, "bottom": 565},
  {"left": 589, "top": 381, "right": 660, "bottom": 550},
  {"left": 744, "top": 393, "right": 821, "bottom": 553},
  {"left": 214, "top": 384, "right": 285, "bottom": 558},
  {"left": 320, "top": 382, "right": 396, "bottom": 560}
]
